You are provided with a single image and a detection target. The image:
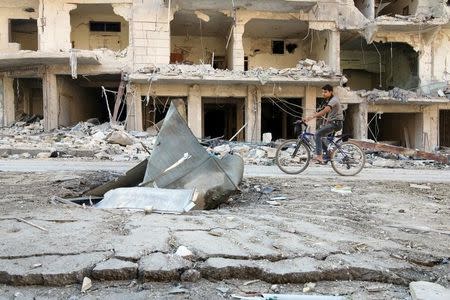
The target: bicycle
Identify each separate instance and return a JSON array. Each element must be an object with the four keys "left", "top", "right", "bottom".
[{"left": 275, "top": 121, "right": 366, "bottom": 176}]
